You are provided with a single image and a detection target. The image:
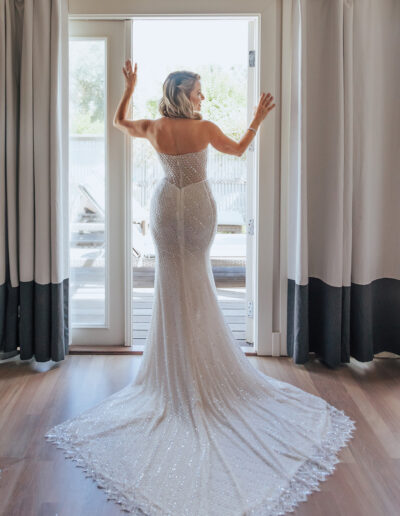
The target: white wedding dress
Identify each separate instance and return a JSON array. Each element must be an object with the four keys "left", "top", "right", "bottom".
[{"left": 45, "top": 146, "right": 356, "bottom": 515}]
